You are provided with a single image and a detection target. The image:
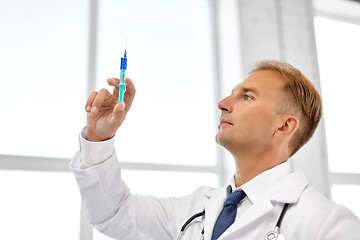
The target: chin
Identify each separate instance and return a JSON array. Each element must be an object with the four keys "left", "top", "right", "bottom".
[
  {"left": 215, "top": 133, "right": 229, "bottom": 148},
  {"left": 216, "top": 132, "right": 245, "bottom": 154},
  {"left": 215, "top": 133, "right": 220, "bottom": 145}
]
